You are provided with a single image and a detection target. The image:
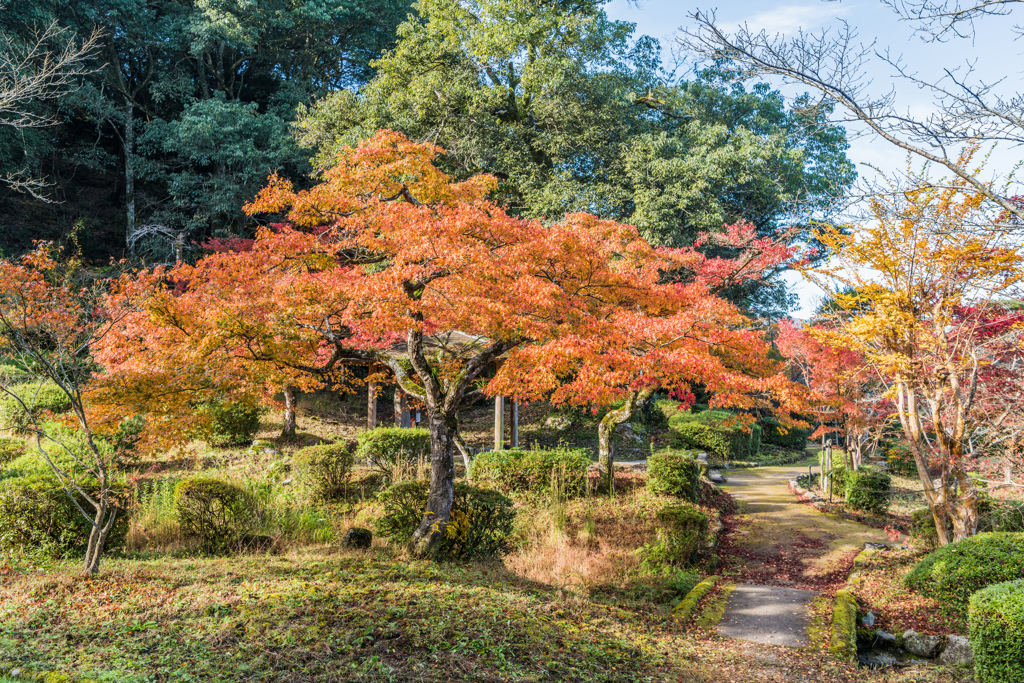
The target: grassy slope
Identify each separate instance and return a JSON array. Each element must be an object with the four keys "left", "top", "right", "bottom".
[{"left": 0, "top": 551, "right": 692, "bottom": 683}]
